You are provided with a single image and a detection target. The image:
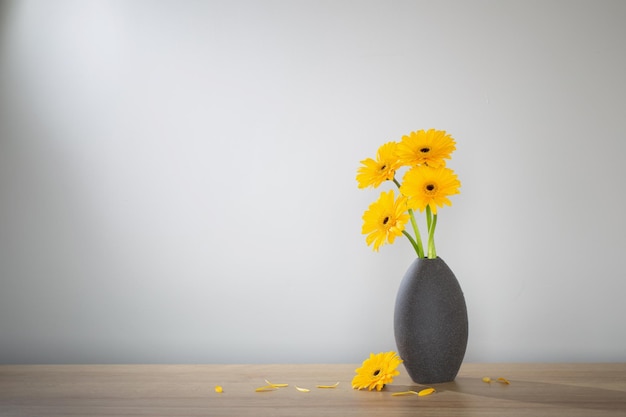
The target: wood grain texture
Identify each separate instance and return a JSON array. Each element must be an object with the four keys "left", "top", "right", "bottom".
[{"left": 1, "top": 363, "right": 625, "bottom": 416}]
